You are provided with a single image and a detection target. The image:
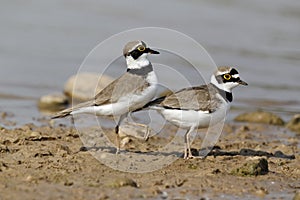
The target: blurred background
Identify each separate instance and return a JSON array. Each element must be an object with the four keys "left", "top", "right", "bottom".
[{"left": 0, "top": 0, "right": 299, "bottom": 127}]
